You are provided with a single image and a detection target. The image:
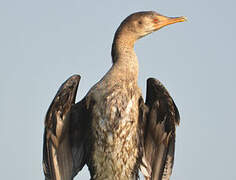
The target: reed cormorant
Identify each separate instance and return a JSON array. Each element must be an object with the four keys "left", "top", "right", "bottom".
[{"left": 43, "top": 11, "right": 186, "bottom": 180}]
